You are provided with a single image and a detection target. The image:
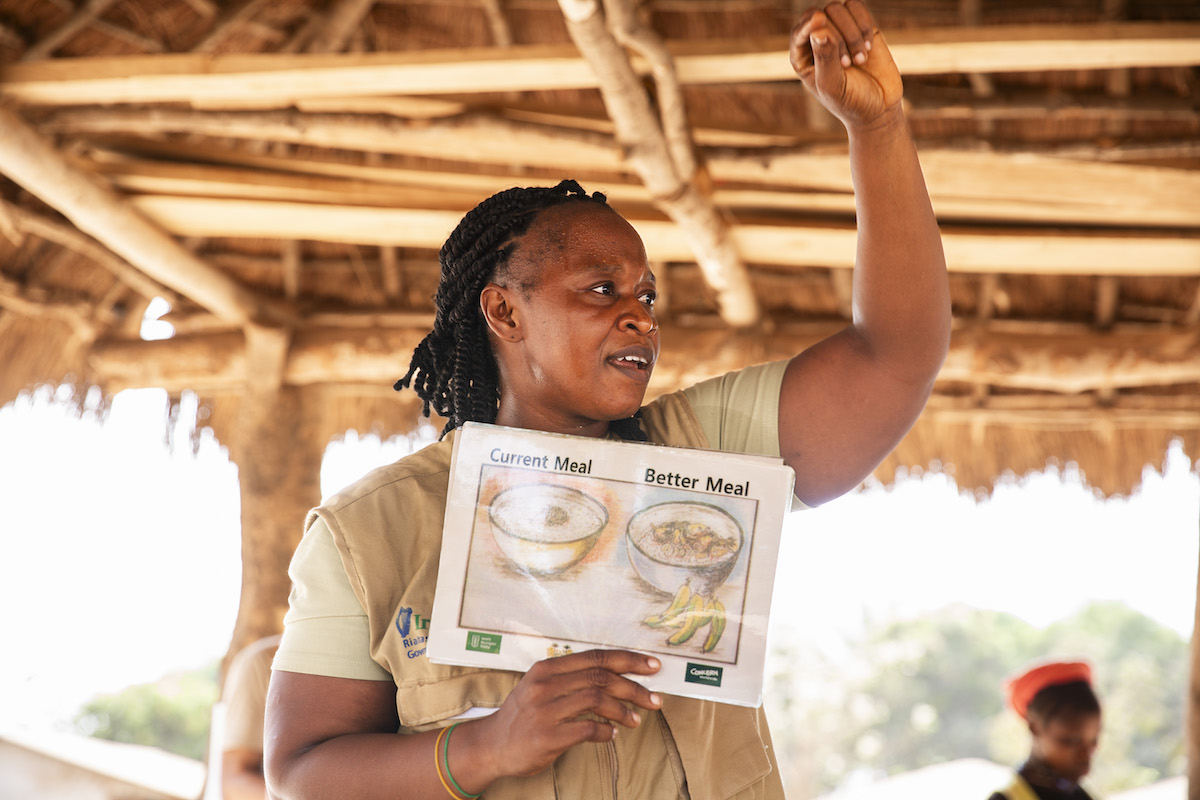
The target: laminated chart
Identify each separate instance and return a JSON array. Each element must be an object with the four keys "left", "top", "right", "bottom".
[{"left": 428, "top": 422, "right": 795, "bottom": 707}]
